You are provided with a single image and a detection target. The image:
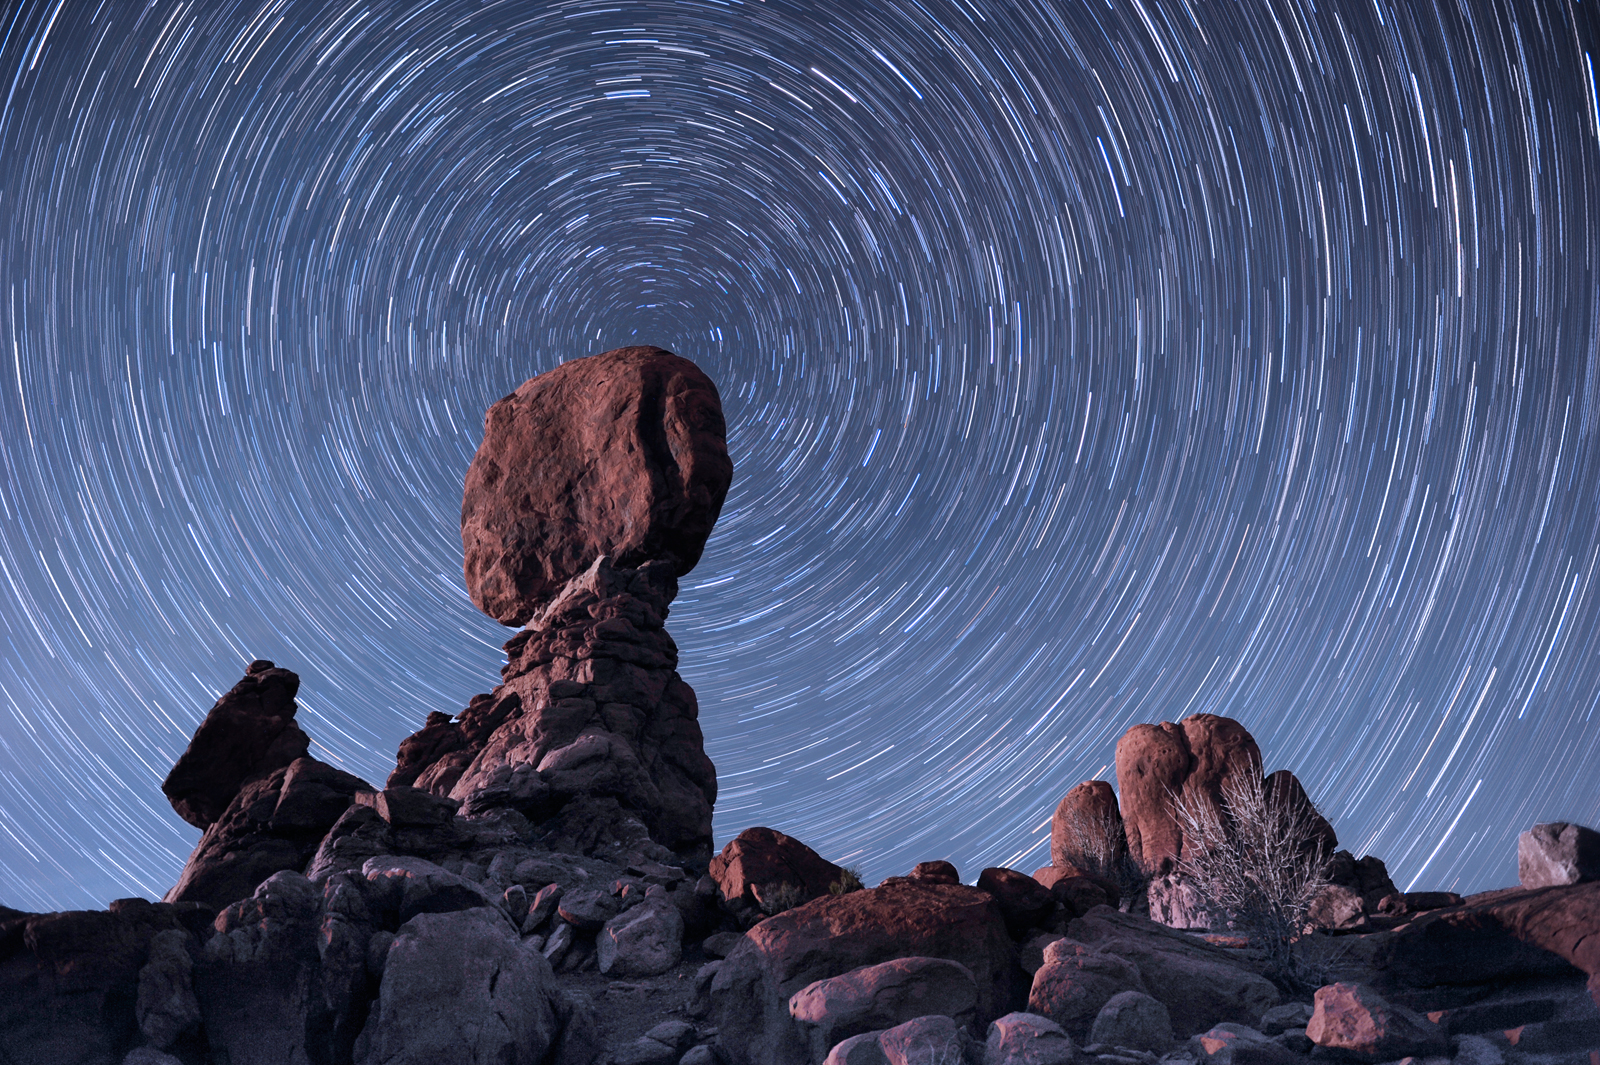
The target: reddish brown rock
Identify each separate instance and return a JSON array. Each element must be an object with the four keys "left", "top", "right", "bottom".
[
  {"left": 709, "top": 879, "right": 1023, "bottom": 1065},
  {"left": 909, "top": 861, "right": 960, "bottom": 885},
  {"left": 1050, "top": 780, "right": 1125, "bottom": 872},
  {"left": 711, "top": 827, "right": 845, "bottom": 912},
  {"left": 1378, "top": 881, "right": 1600, "bottom": 986},
  {"left": 1264, "top": 769, "right": 1339, "bottom": 858},
  {"left": 1306, "top": 982, "right": 1447, "bottom": 1061},
  {"left": 461, "top": 345, "right": 732, "bottom": 626},
  {"left": 1114, "top": 714, "right": 1332, "bottom": 878},
  {"left": 976, "top": 867, "right": 1055, "bottom": 937},
  {"left": 164, "top": 756, "right": 372, "bottom": 910},
  {"left": 390, "top": 556, "right": 719, "bottom": 862},
  {"left": 161, "top": 661, "right": 310, "bottom": 829}
]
